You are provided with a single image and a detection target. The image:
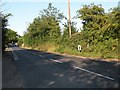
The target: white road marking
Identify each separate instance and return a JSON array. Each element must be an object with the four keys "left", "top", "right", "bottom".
[
  {"left": 39, "top": 55, "right": 45, "bottom": 58},
  {"left": 9, "top": 48, "right": 115, "bottom": 81},
  {"left": 50, "top": 58, "right": 63, "bottom": 63},
  {"left": 10, "top": 48, "right": 18, "bottom": 61},
  {"left": 22, "top": 50, "right": 45, "bottom": 58},
  {"left": 48, "top": 81, "right": 55, "bottom": 85},
  {"left": 23, "top": 50, "right": 37, "bottom": 56},
  {"left": 73, "top": 66, "right": 114, "bottom": 81},
  {"left": 32, "top": 53, "right": 36, "bottom": 55},
  {"left": 49, "top": 58, "right": 54, "bottom": 60},
  {"left": 24, "top": 50, "right": 62, "bottom": 64}
]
